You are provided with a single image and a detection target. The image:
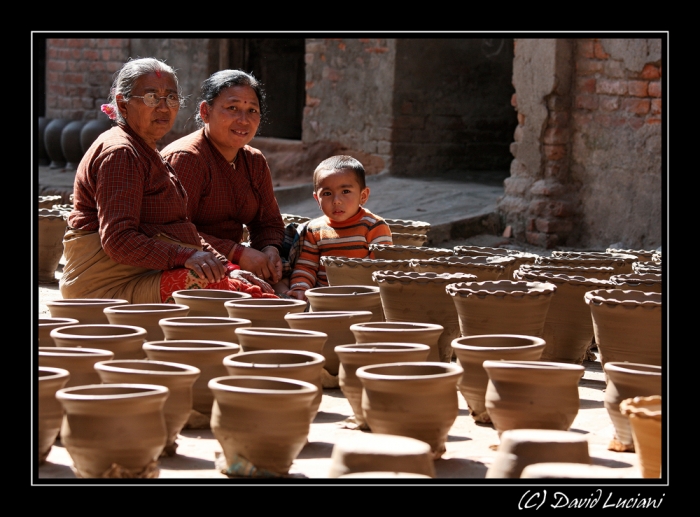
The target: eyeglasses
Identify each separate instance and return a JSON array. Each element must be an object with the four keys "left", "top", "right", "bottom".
[{"left": 130, "top": 92, "right": 180, "bottom": 109}]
